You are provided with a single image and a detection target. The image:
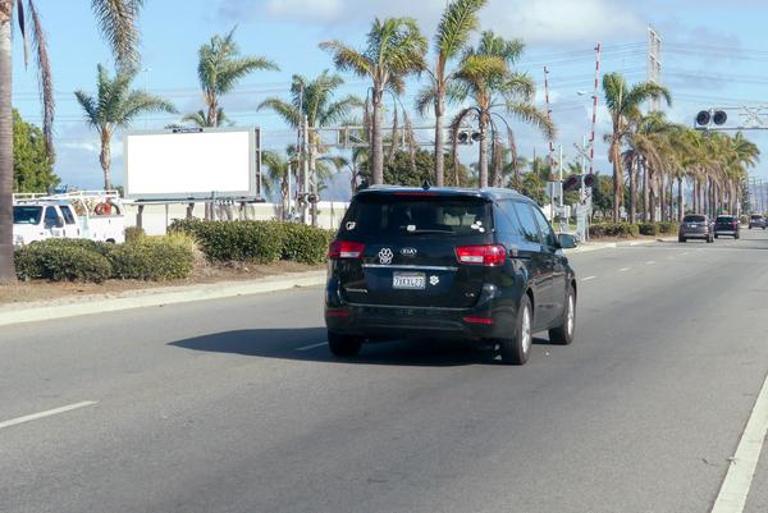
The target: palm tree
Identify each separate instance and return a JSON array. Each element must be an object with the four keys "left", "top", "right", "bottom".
[
  {"left": 602, "top": 72, "right": 671, "bottom": 221},
  {"left": 416, "top": 0, "right": 486, "bottom": 186},
  {"left": 75, "top": 64, "right": 177, "bottom": 189},
  {"left": 452, "top": 31, "right": 554, "bottom": 188},
  {"left": 320, "top": 17, "right": 427, "bottom": 185},
  {"left": 181, "top": 109, "right": 231, "bottom": 128},
  {"left": 1, "top": 0, "right": 142, "bottom": 282},
  {"left": 258, "top": 71, "right": 361, "bottom": 224},
  {"left": 197, "top": 28, "right": 278, "bottom": 128}
]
